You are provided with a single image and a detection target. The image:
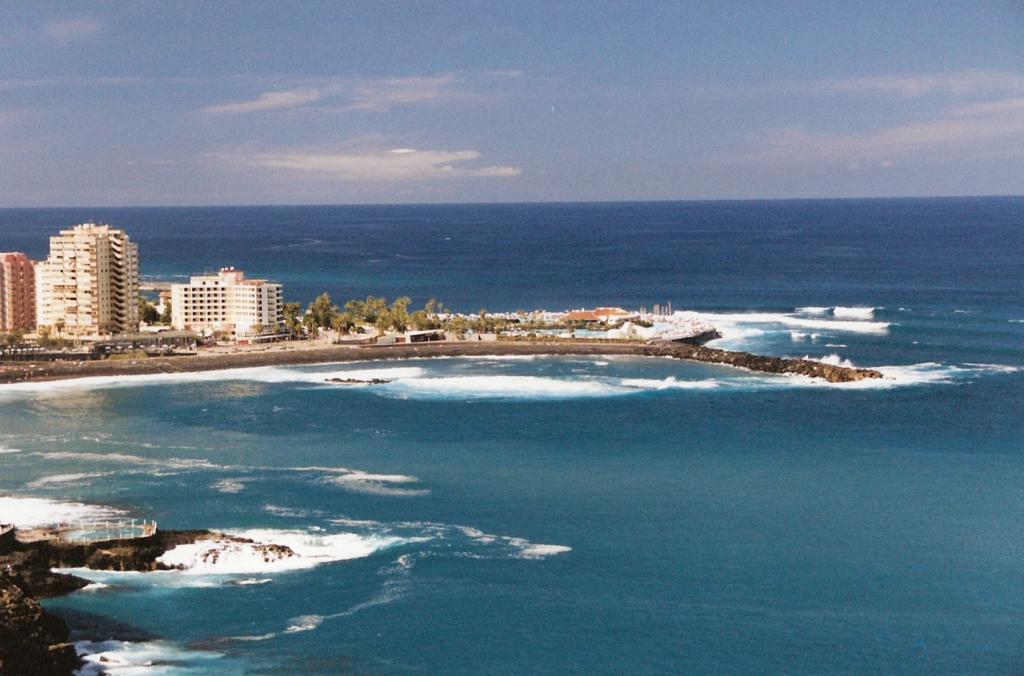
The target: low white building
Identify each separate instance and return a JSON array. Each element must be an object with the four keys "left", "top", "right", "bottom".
[{"left": 171, "top": 268, "right": 283, "bottom": 338}]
